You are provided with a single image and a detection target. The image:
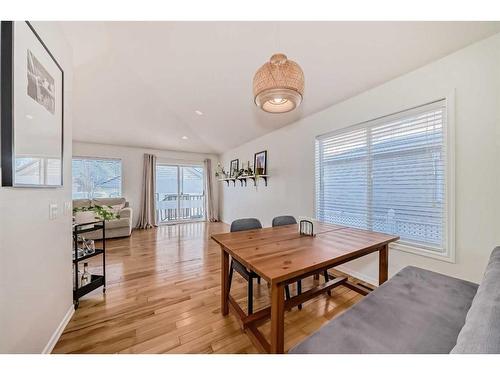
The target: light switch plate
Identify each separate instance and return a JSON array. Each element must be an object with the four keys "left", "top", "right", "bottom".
[
  {"left": 49, "top": 203, "right": 58, "bottom": 220},
  {"left": 64, "top": 201, "right": 72, "bottom": 216}
]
